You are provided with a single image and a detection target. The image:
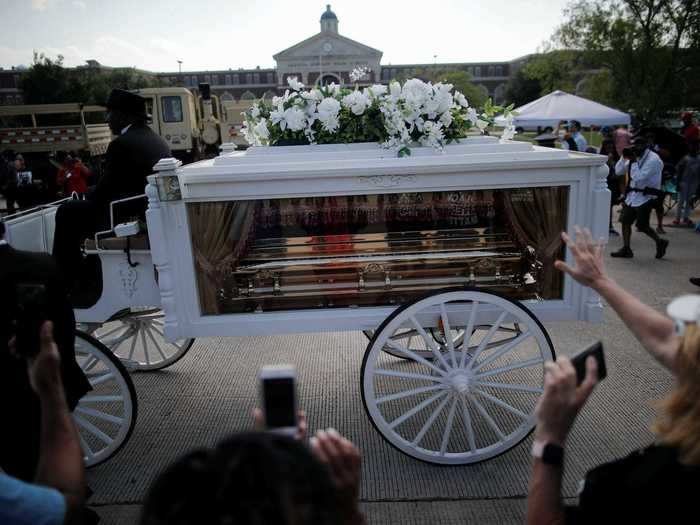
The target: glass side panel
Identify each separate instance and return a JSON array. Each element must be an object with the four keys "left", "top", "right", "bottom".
[{"left": 187, "top": 186, "right": 569, "bottom": 315}]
